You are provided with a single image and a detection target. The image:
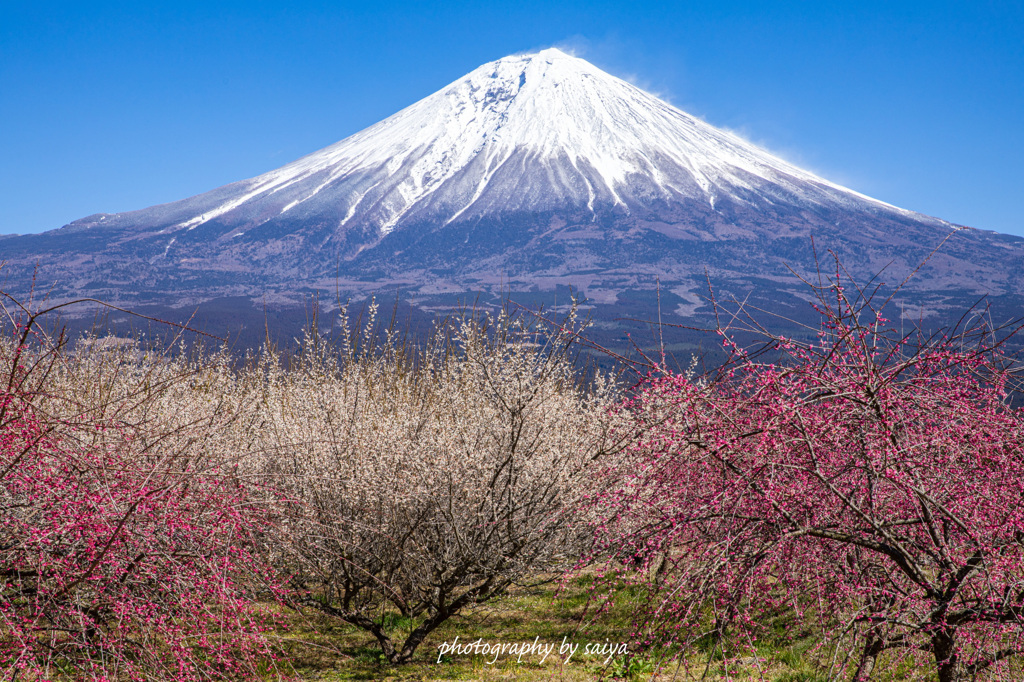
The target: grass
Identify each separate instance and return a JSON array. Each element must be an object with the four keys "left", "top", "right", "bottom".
[{"left": 268, "top": 575, "right": 848, "bottom": 681}]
